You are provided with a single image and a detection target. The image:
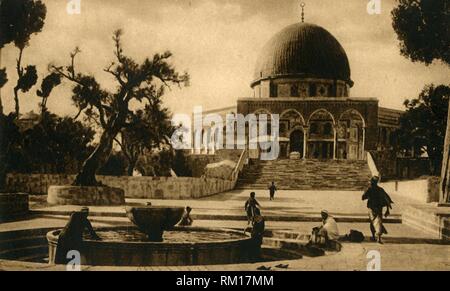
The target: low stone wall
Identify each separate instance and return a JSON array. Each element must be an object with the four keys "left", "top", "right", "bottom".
[
  {"left": 6, "top": 174, "right": 234, "bottom": 200},
  {"left": 381, "top": 176, "right": 440, "bottom": 204}
]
